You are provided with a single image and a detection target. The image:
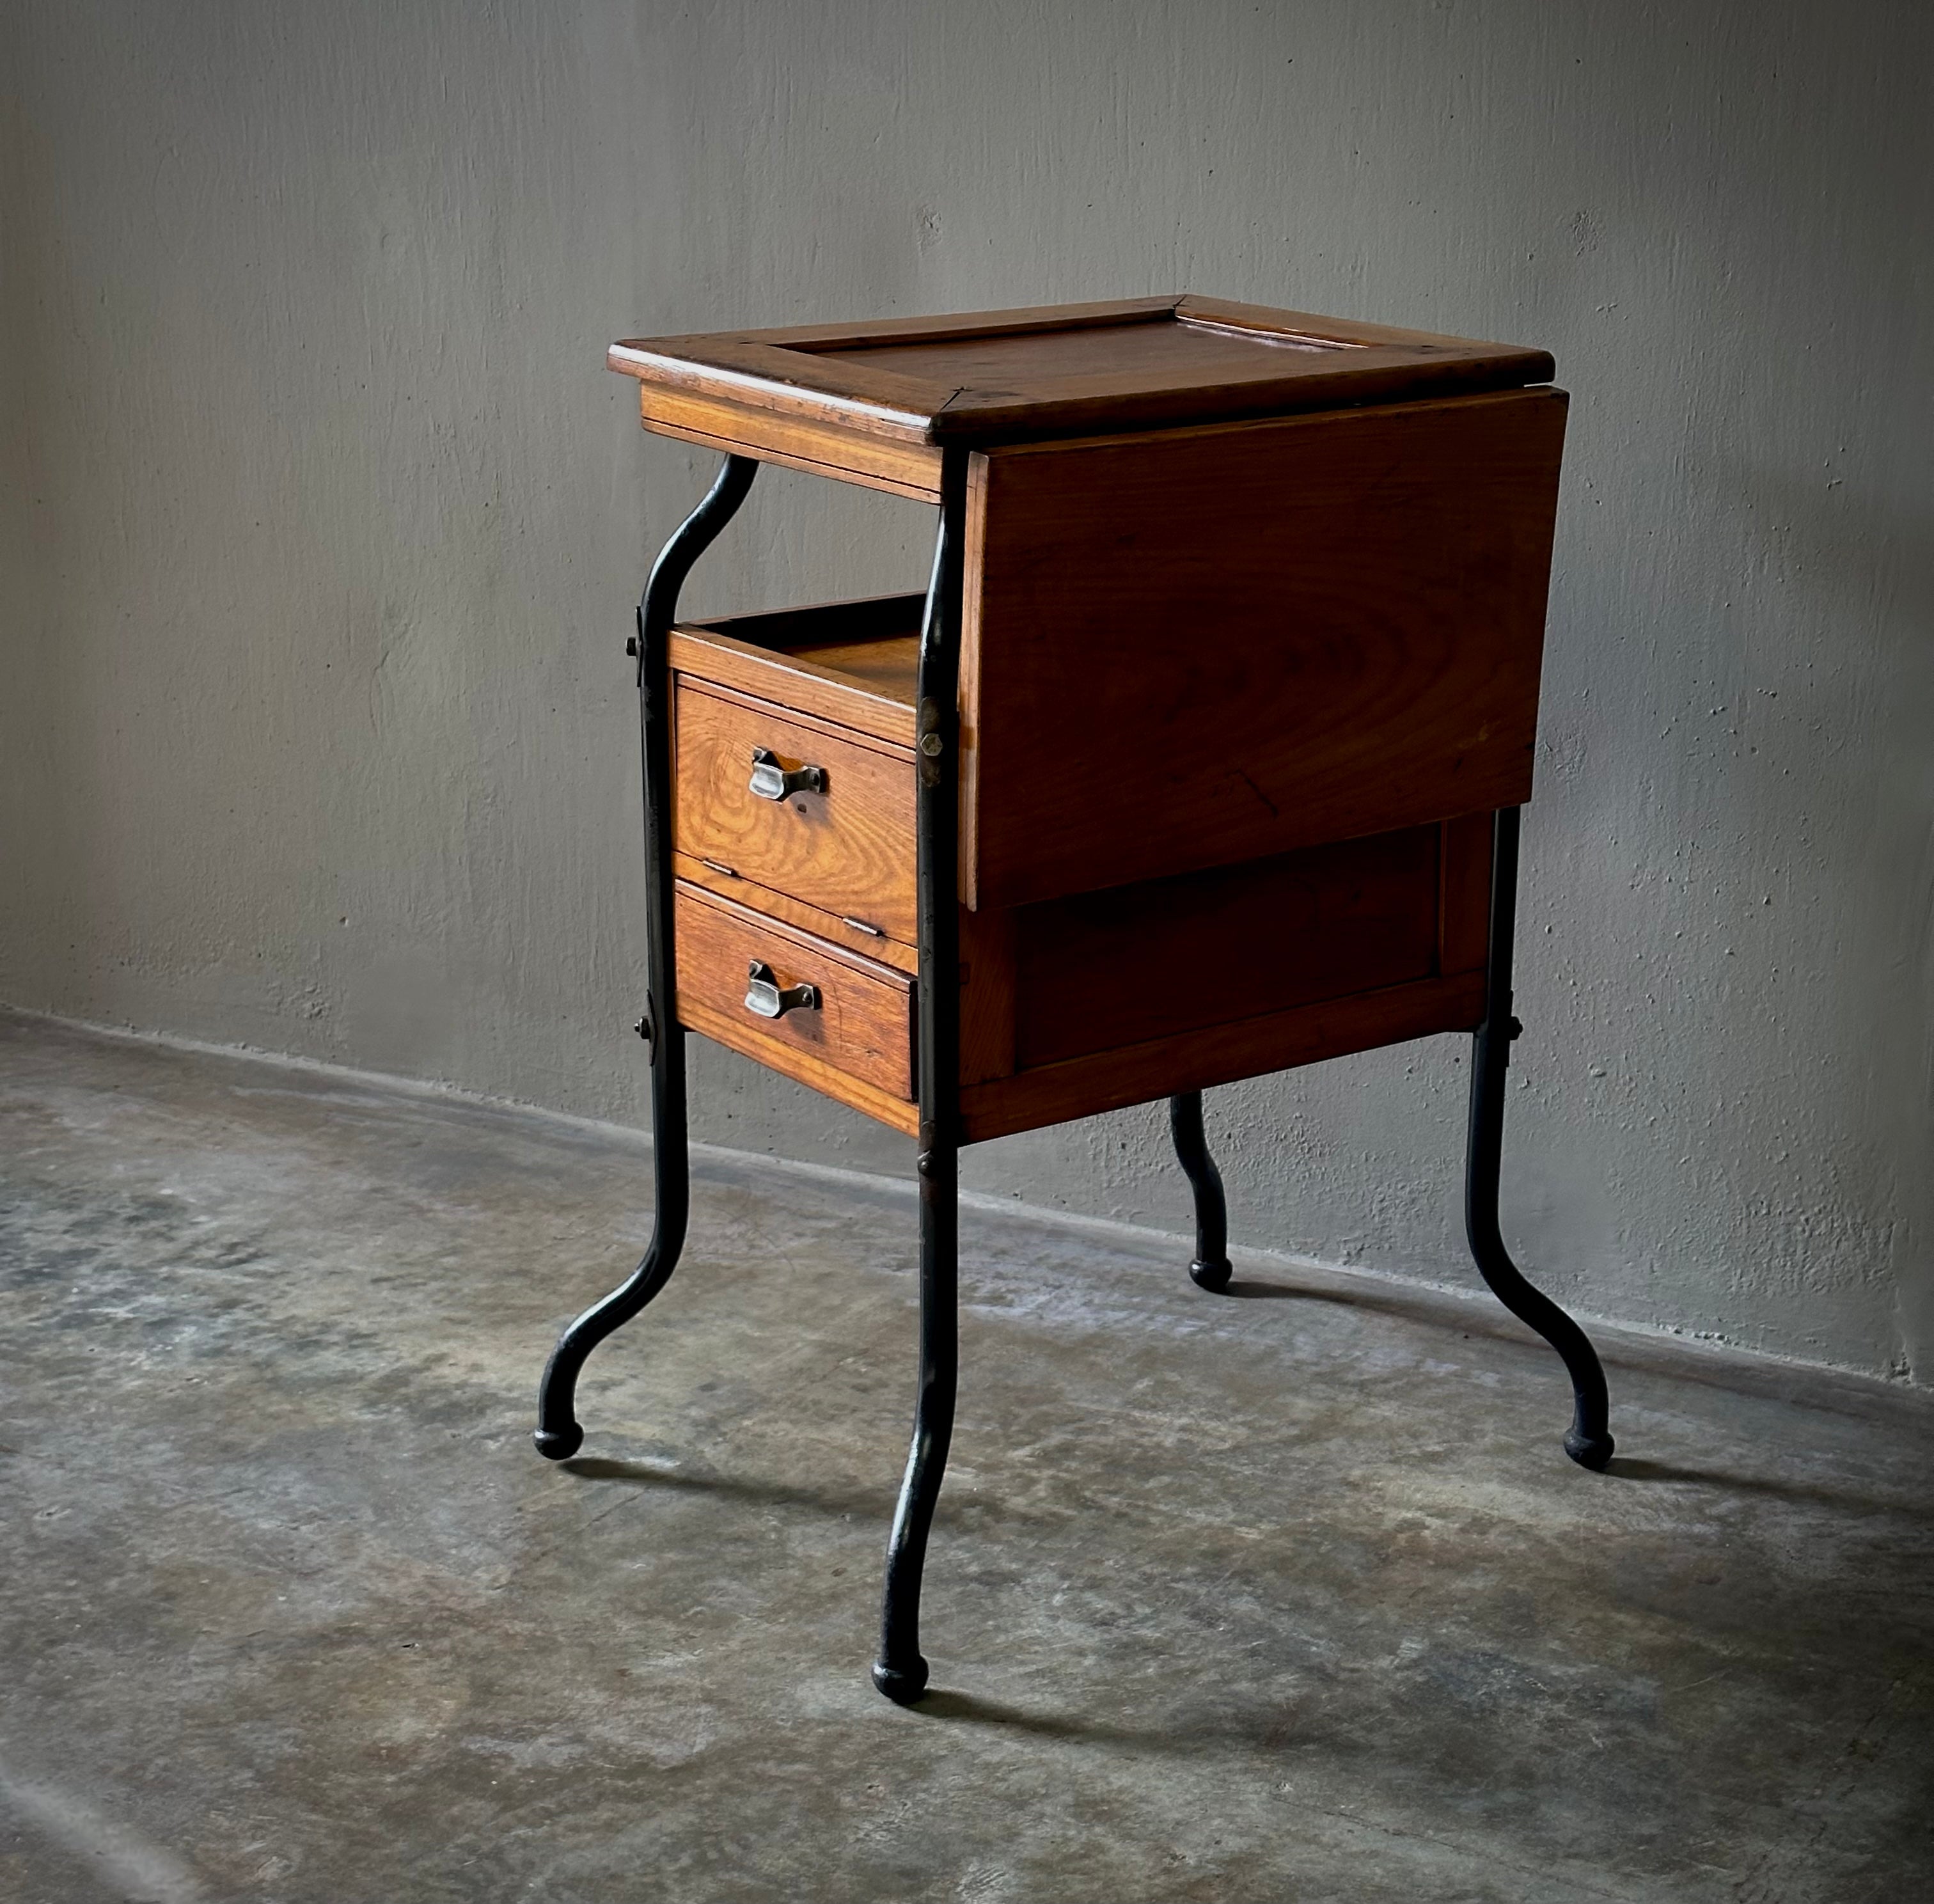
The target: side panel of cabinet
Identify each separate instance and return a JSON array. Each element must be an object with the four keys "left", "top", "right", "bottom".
[{"left": 959, "top": 388, "right": 1566, "bottom": 911}]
